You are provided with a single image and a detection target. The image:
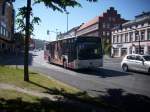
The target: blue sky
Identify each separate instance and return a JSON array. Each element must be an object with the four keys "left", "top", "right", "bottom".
[{"left": 14, "top": 0, "right": 150, "bottom": 41}]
